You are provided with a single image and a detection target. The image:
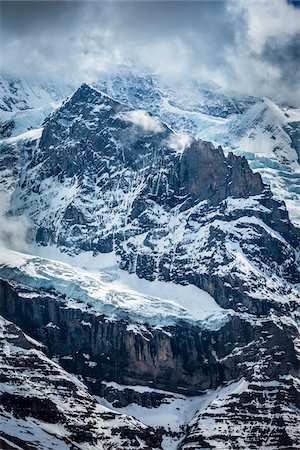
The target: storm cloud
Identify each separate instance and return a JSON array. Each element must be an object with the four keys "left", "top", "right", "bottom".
[{"left": 1, "top": 0, "right": 300, "bottom": 106}]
